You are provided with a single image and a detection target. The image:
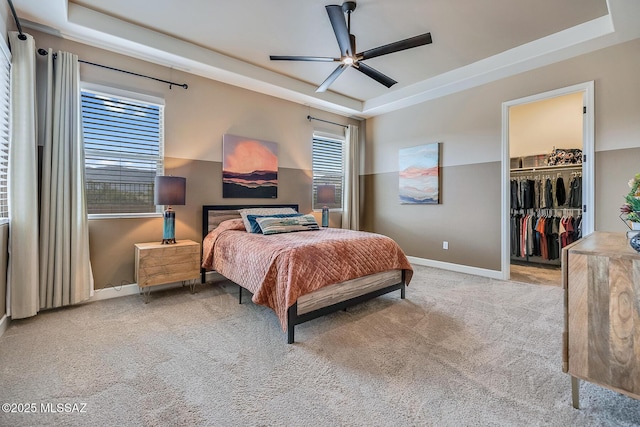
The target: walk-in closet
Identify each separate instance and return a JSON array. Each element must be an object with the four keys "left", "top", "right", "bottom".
[{"left": 508, "top": 92, "right": 585, "bottom": 286}]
